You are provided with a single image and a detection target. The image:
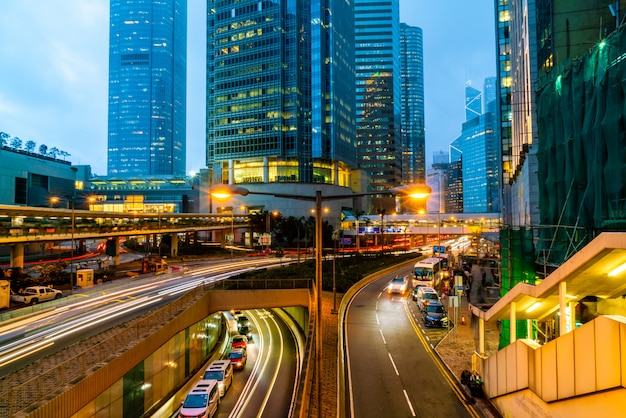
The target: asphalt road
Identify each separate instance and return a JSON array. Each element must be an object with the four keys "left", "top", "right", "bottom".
[{"left": 344, "top": 266, "right": 480, "bottom": 418}]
